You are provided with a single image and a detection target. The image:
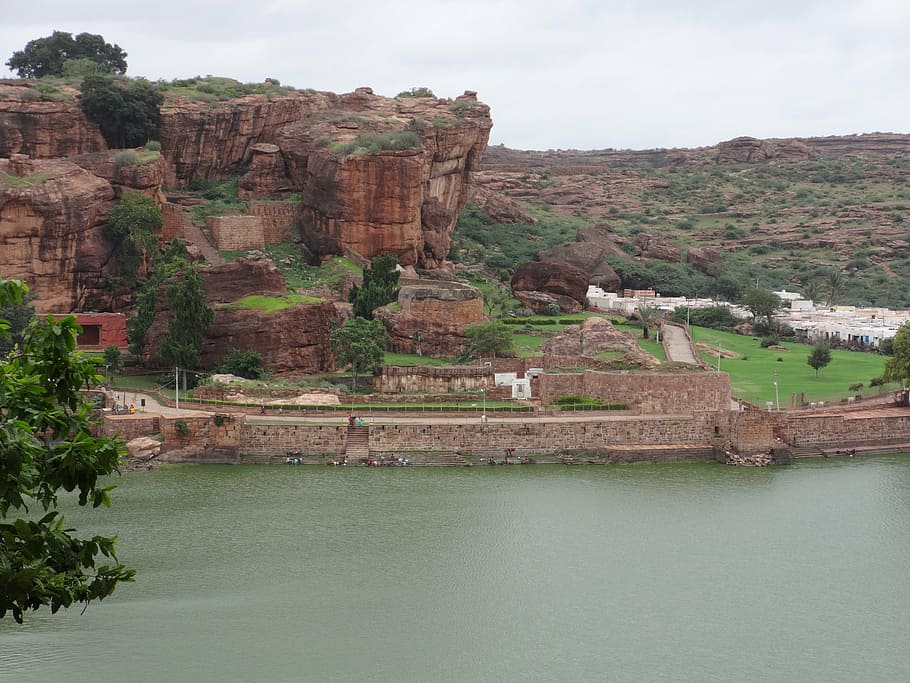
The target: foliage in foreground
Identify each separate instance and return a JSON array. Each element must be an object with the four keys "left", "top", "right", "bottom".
[{"left": 0, "top": 278, "right": 134, "bottom": 623}]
